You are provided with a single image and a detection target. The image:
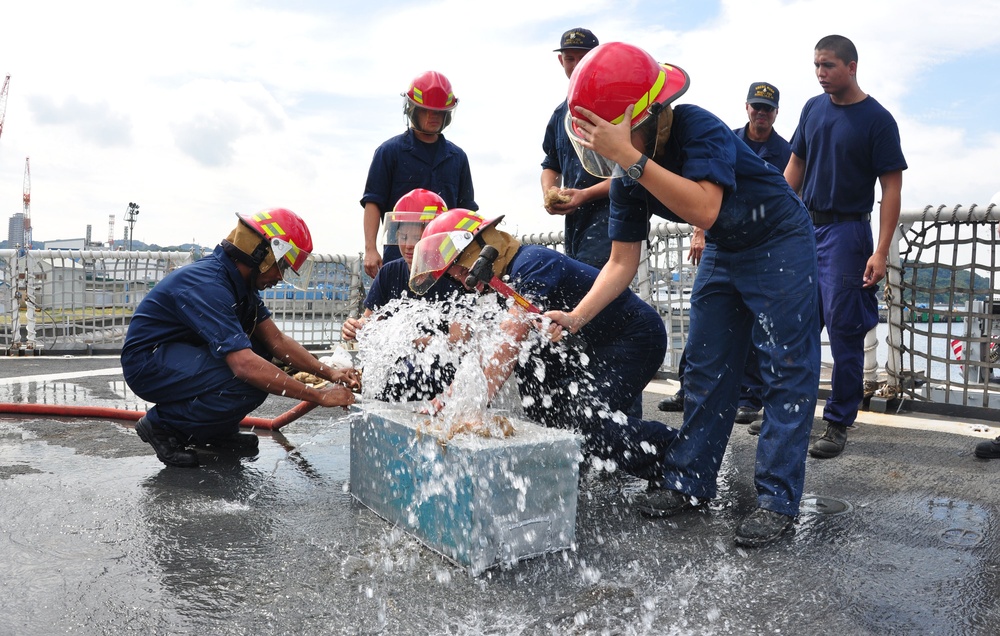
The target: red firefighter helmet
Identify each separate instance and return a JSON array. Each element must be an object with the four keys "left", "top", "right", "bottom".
[
  {"left": 237, "top": 208, "right": 313, "bottom": 274},
  {"left": 409, "top": 209, "right": 503, "bottom": 295},
  {"left": 384, "top": 189, "right": 448, "bottom": 246},
  {"left": 565, "top": 42, "right": 690, "bottom": 177},
  {"left": 403, "top": 71, "right": 459, "bottom": 132}
]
